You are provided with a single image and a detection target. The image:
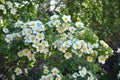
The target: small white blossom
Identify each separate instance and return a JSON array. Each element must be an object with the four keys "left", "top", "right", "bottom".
[
  {"left": 14, "top": 20, "right": 23, "bottom": 28},
  {"left": 0, "top": 5, "right": 5, "bottom": 10},
  {"left": 62, "top": 15, "right": 71, "bottom": 23},
  {"left": 98, "top": 55, "right": 106, "bottom": 64},
  {"left": 5, "top": 34, "right": 14, "bottom": 43},
  {"left": 11, "top": 8, "right": 17, "bottom": 15},
  {"left": 51, "top": 67, "right": 60, "bottom": 75},
  {"left": 64, "top": 52, "right": 72, "bottom": 59},
  {"left": 15, "top": 67, "right": 22, "bottom": 75},
  {"left": 50, "top": 14, "right": 59, "bottom": 21},
  {"left": 3, "top": 27, "right": 9, "bottom": 33}
]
